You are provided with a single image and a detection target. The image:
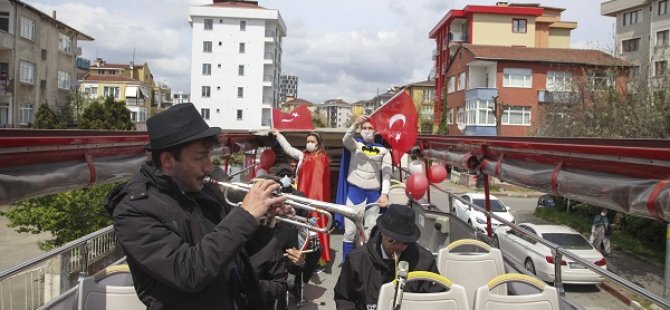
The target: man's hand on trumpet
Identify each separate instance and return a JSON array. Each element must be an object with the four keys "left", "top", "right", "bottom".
[{"left": 241, "top": 179, "right": 287, "bottom": 220}]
